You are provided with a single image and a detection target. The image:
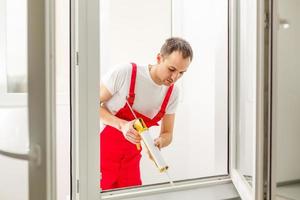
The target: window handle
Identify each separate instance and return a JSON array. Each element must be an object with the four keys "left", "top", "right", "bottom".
[
  {"left": 0, "top": 144, "right": 41, "bottom": 166},
  {"left": 279, "top": 18, "right": 290, "bottom": 29}
]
